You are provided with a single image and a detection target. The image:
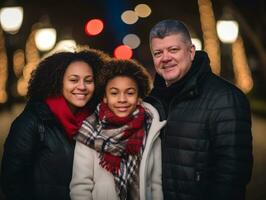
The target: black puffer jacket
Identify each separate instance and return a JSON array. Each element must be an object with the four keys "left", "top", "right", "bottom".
[
  {"left": 146, "top": 51, "right": 253, "bottom": 200},
  {"left": 1, "top": 100, "right": 74, "bottom": 200}
]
